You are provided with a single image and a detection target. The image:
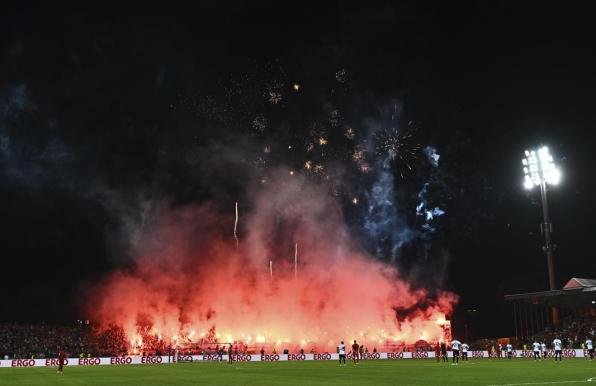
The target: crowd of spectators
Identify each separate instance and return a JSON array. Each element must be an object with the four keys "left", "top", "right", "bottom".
[
  {"left": 531, "top": 314, "right": 595, "bottom": 349},
  {"left": 0, "top": 324, "right": 137, "bottom": 359},
  {"left": 2, "top": 314, "right": 593, "bottom": 359},
  {"left": 0, "top": 324, "right": 90, "bottom": 359}
]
